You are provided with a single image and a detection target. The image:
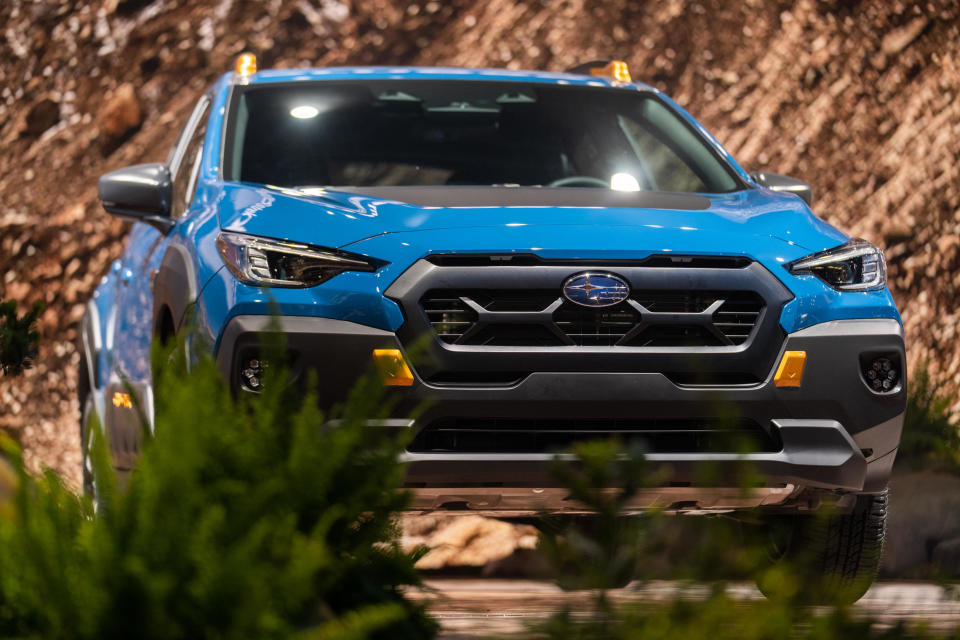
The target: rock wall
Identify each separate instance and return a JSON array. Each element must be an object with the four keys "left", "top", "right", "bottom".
[{"left": 1, "top": 0, "right": 958, "bottom": 487}]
